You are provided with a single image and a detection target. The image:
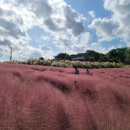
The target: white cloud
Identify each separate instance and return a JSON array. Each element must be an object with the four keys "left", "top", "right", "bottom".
[
  {"left": 90, "top": 42, "right": 125, "bottom": 54},
  {"left": 0, "top": 0, "right": 90, "bottom": 61},
  {"left": 0, "top": 39, "right": 11, "bottom": 46},
  {"left": 14, "top": 0, "right": 85, "bottom": 36},
  {"left": 51, "top": 31, "right": 91, "bottom": 55},
  {"left": 88, "top": 11, "right": 95, "bottom": 19},
  {"left": 89, "top": 18, "right": 118, "bottom": 41},
  {"left": 89, "top": 0, "right": 130, "bottom": 46},
  {"left": 0, "top": 2, "right": 26, "bottom": 40},
  {"left": 10, "top": 42, "right": 55, "bottom": 60},
  {"left": 70, "top": 33, "right": 90, "bottom": 54},
  {"left": 64, "top": 5, "right": 85, "bottom": 36}
]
